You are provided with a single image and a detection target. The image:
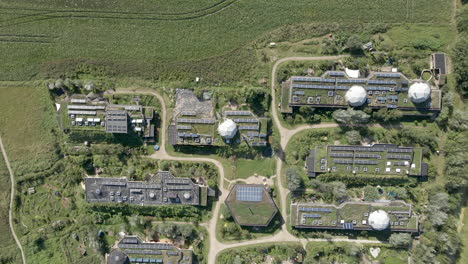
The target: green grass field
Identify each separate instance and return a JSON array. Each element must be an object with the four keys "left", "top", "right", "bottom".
[
  {"left": 235, "top": 158, "right": 276, "bottom": 179},
  {"left": 0, "top": 83, "right": 60, "bottom": 178},
  {"left": 0, "top": 0, "right": 452, "bottom": 81}
]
